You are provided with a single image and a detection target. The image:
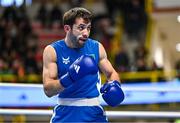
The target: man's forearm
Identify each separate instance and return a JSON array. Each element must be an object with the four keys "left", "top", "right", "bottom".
[
  {"left": 43, "top": 79, "right": 64, "bottom": 97},
  {"left": 107, "top": 71, "right": 120, "bottom": 82}
]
